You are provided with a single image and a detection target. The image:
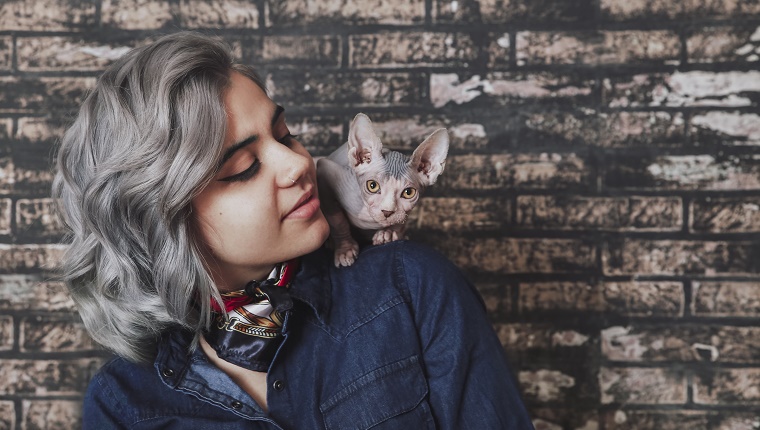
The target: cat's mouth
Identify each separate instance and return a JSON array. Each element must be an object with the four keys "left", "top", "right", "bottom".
[{"left": 373, "top": 212, "right": 407, "bottom": 227}]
